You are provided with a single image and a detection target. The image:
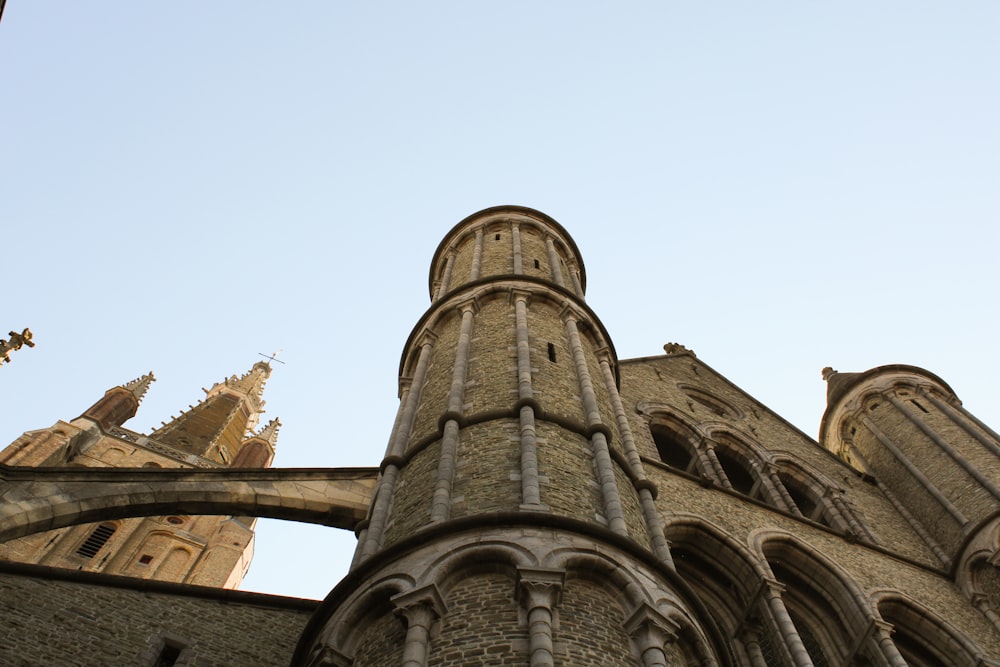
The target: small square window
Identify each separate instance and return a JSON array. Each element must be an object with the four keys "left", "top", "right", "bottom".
[{"left": 139, "top": 554, "right": 154, "bottom": 565}]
